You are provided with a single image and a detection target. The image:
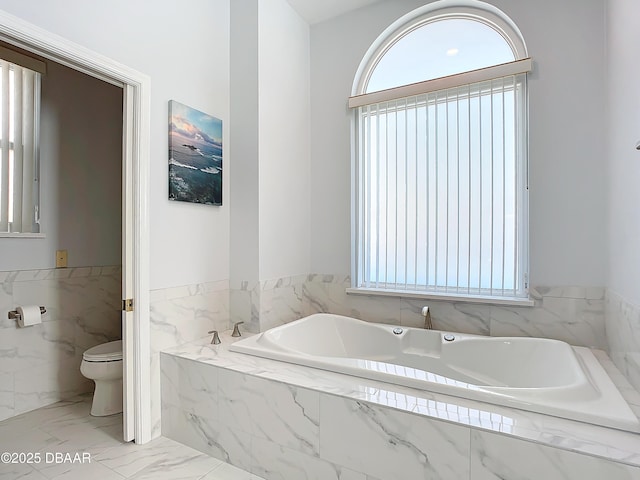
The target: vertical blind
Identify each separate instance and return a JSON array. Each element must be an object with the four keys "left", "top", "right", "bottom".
[
  {"left": 0, "top": 59, "right": 40, "bottom": 234},
  {"left": 354, "top": 73, "right": 528, "bottom": 298}
]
